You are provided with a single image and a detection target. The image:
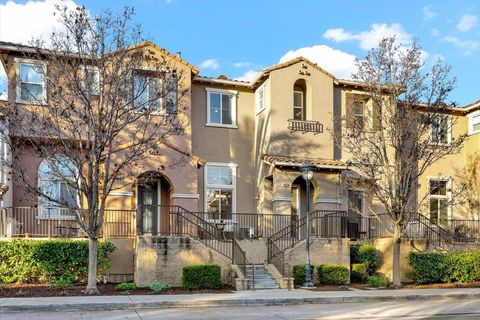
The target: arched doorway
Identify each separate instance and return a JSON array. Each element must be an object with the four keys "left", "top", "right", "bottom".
[
  {"left": 137, "top": 172, "right": 173, "bottom": 236},
  {"left": 291, "top": 176, "right": 314, "bottom": 238}
]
